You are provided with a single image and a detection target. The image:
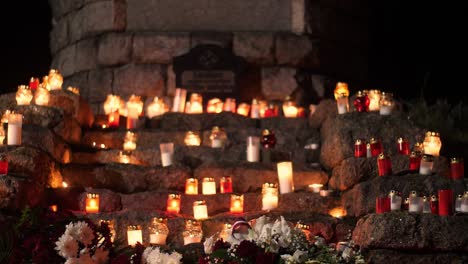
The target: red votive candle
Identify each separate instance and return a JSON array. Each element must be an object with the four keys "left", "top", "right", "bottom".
[
  {"left": 220, "top": 176, "right": 233, "bottom": 193},
  {"left": 353, "top": 91, "right": 370, "bottom": 112},
  {"left": 409, "top": 151, "right": 422, "bottom": 171},
  {"left": 29, "top": 77, "right": 39, "bottom": 91},
  {"left": 438, "top": 189, "right": 453, "bottom": 216},
  {"left": 377, "top": 154, "right": 392, "bottom": 176},
  {"left": 450, "top": 158, "right": 464, "bottom": 180},
  {"left": 376, "top": 197, "right": 391, "bottom": 214},
  {"left": 397, "top": 137, "right": 410, "bottom": 155},
  {"left": 108, "top": 111, "right": 120, "bottom": 128},
  {"left": 354, "top": 139, "right": 366, "bottom": 158},
  {"left": 0, "top": 159, "right": 8, "bottom": 175},
  {"left": 370, "top": 138, "right": 383, "bottom": 157},
  {"left": 430, "top": 195, "right": 438, "bottom": 215}
]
